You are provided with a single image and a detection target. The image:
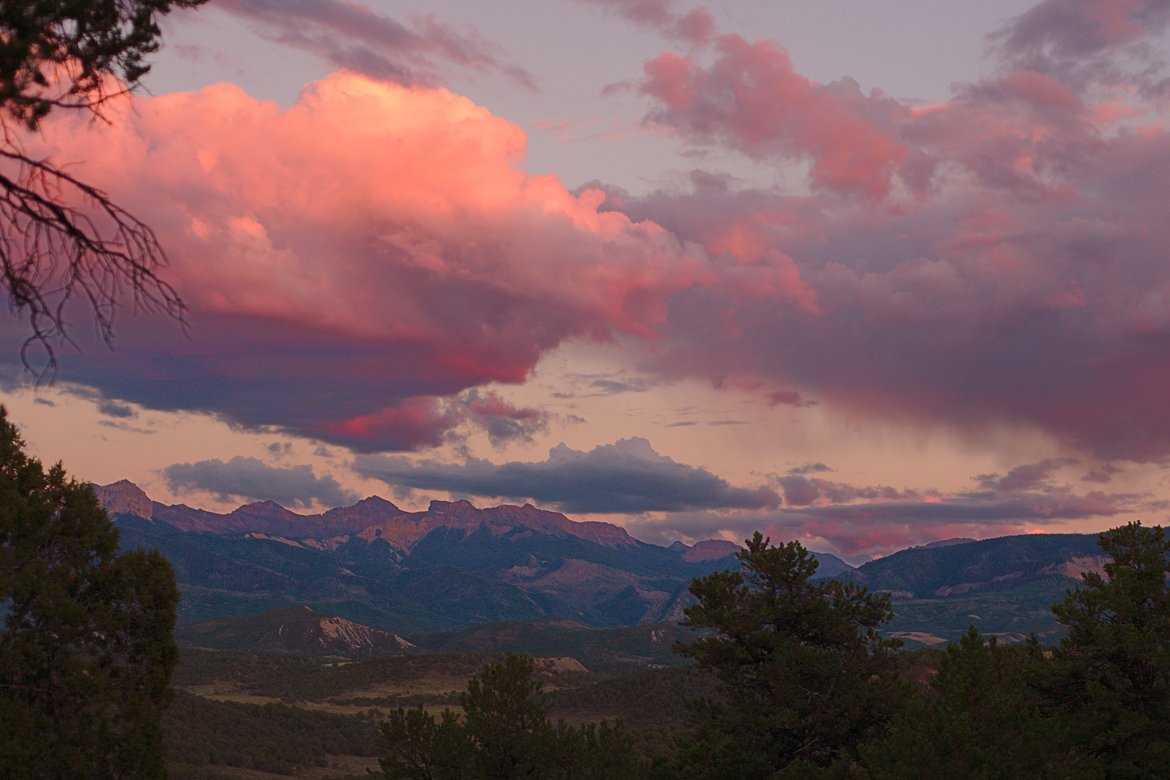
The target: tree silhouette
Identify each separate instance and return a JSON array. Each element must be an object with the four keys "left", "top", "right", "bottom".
[
  {"left": 1049, "top": 522, "right": 1170, "bottom": 776},
  {"left": 675, "top": 533, "right": 903, "bottom": 778},
  {"left": 0, "top": 0, "right": 206, "bottom": 372},
  {"left": 0, "top": 407, "right": 179, "bottom": 777}
]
